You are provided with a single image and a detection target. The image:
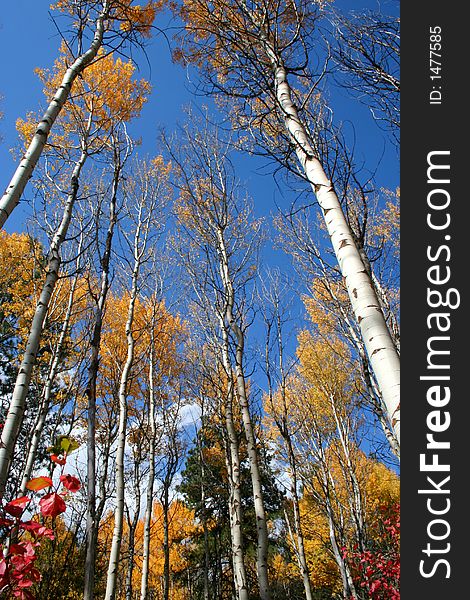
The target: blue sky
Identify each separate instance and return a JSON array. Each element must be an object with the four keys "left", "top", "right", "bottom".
[{"left": 0, "top": 1, "right": 399, "bottom": 236}]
